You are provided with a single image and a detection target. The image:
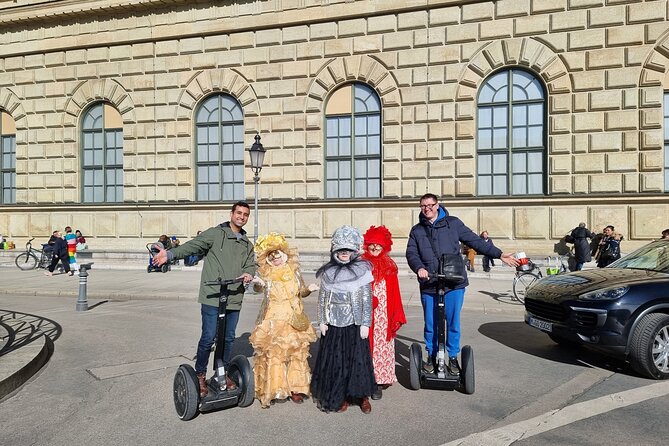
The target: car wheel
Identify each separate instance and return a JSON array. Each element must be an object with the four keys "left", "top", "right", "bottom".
[
  {"left": 548, "top": 333, "right": 582, "bottom": 348},
  {"left": 629, "top": 313, "right": 669, "bottom": 380}
]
